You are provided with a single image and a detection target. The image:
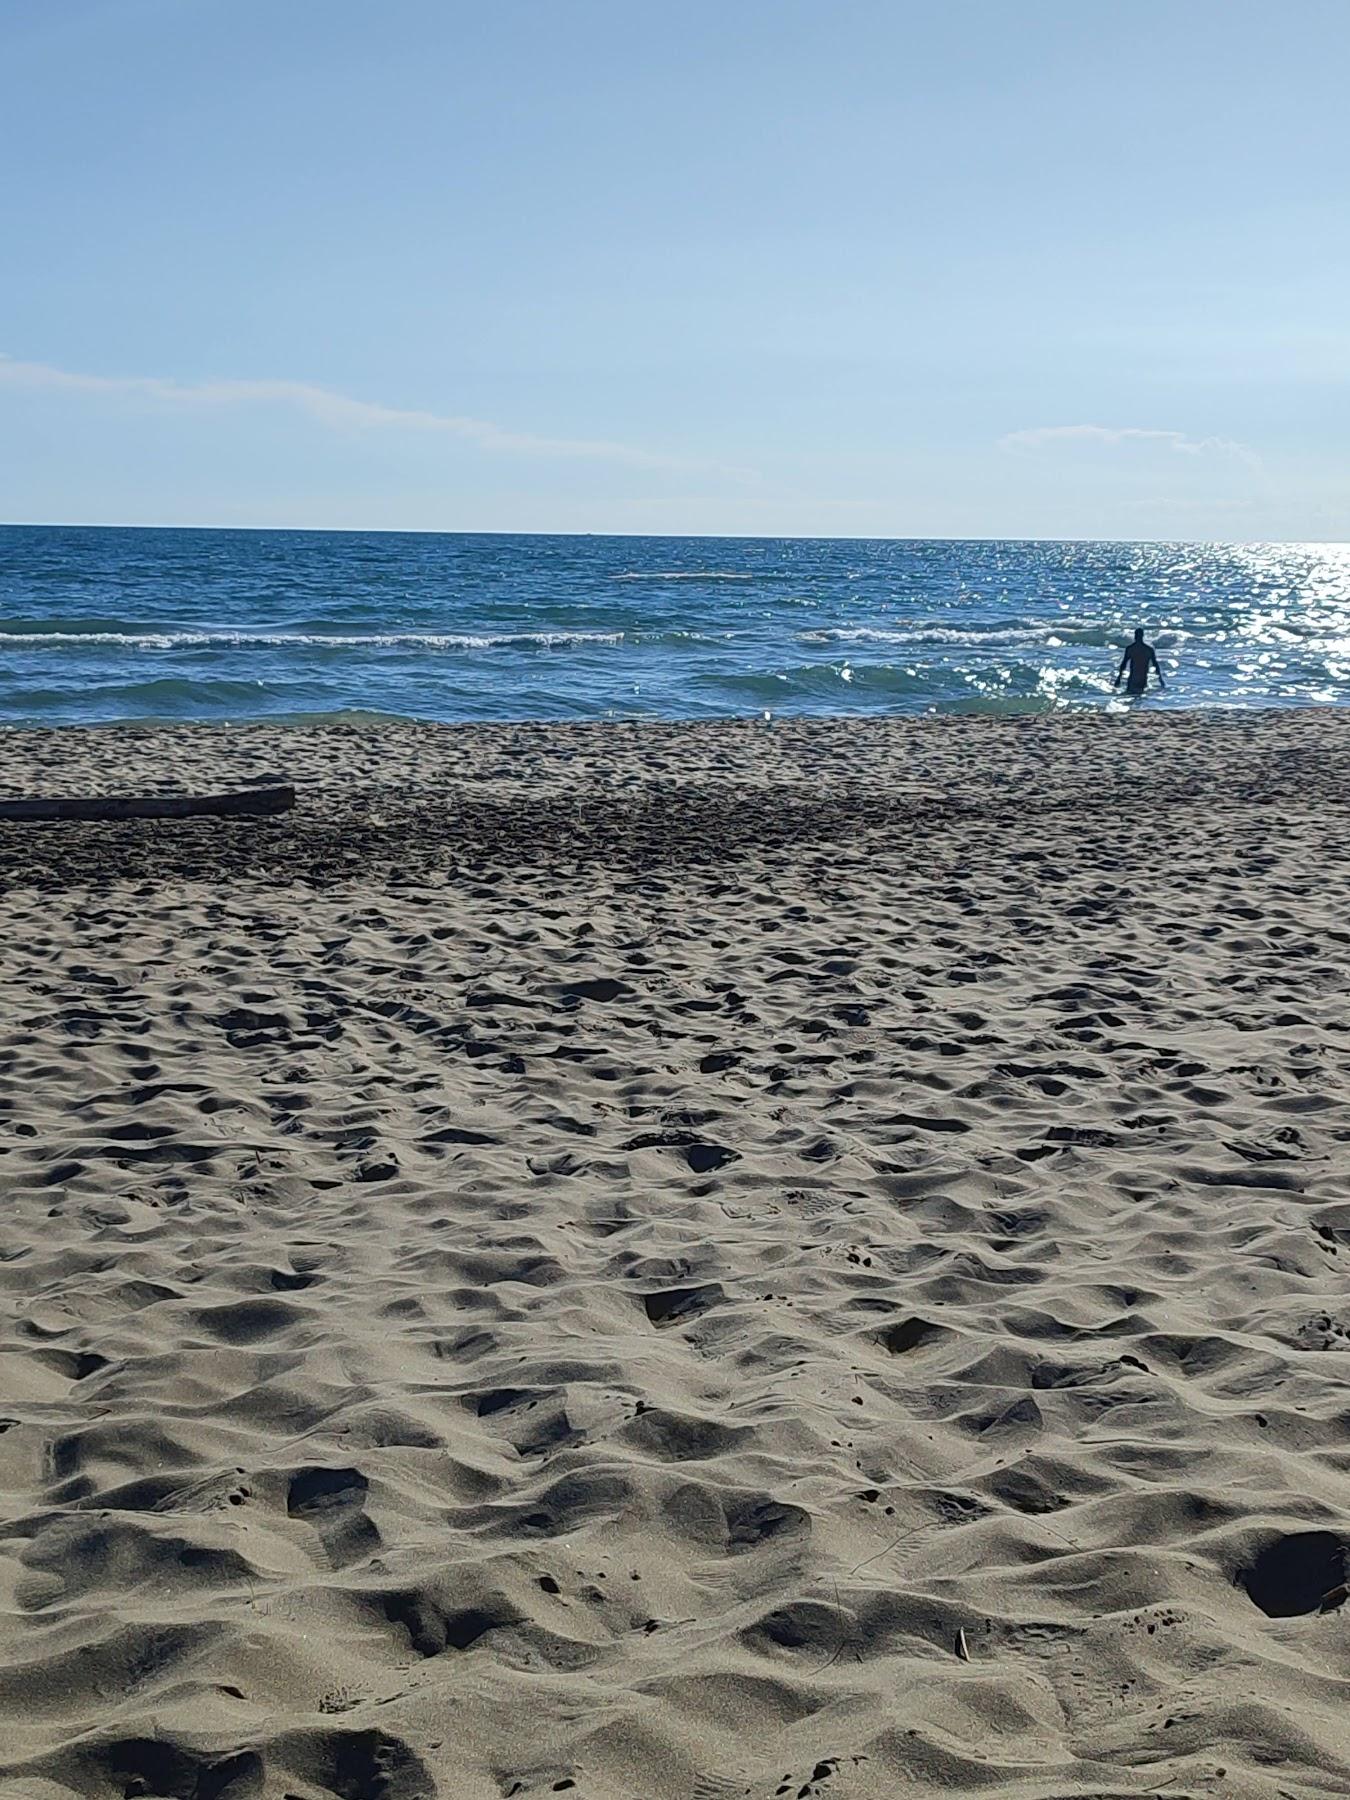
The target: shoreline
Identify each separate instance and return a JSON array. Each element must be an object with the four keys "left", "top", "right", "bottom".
[{"left": 1, "top": 693, "right": 1347, "bottom": 736}]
